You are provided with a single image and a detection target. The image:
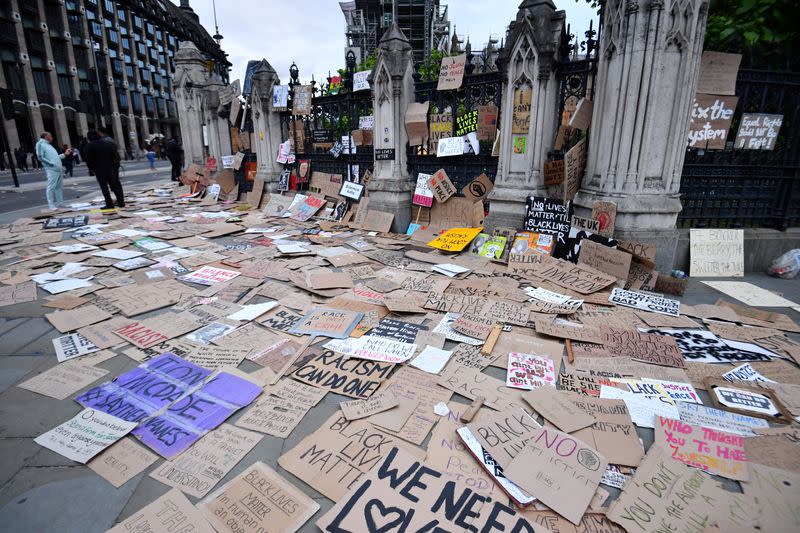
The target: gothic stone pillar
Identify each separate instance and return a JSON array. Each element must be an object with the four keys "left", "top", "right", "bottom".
[
  {"left": 174, "top": 42, "right": 209, "bottom": 165},
  {"left": 485, "top": 0, "right": 565, "bottom": 230},
  {"left": 369, "top": 22, "right": 416, "bottom": 232},
  {"left": 250, "top": 59, "right": 283, "bottom": 190},
  {"left": 574, "top": 0, "right": 709, "bottom": 270}
]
